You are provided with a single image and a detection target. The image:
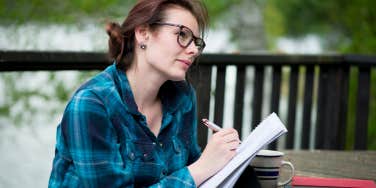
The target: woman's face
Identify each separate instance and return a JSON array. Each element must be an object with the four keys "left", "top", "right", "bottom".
[{"left": 144, "top": 6, "right": 202, "bottom": 81}]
